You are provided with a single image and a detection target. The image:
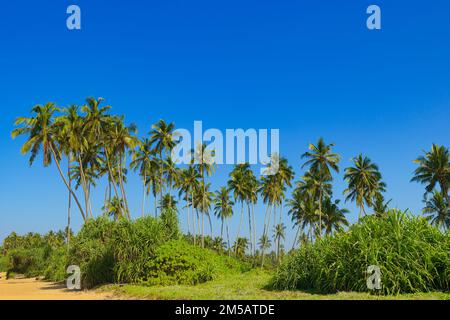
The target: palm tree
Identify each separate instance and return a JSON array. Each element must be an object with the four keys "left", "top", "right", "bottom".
[
  {"left": 258, "top": 234, "right": 271, "bottom": 268},
  {"left": 193, "top": 180, "right": 213, "bottom": 245},
  {"left": 213, "top": 187, "right": 234, "bottom": 242},
  {"left": 412, "top": 144, "right": 450, "bottom": 203},
  {"left": 301, "top": 138, "right": 339, "bottom": 235},
  {"left": 273, "top": 223, "right": 286, "bottom": 263},
  {"left": 130, "top": 138, "right": 155, "bottom": 217},
  {"left": 193, "top": 142, "right": 216, "bottom": 247},
  {"left": 423, "top": 191, "right": 450, "bottom": 230},
  {"left": 344, "top": 154, "right": 386, "bottom": 220},
  {"left": 177, "top": 166, "right": 200, "bottom": 240},
  {"left": 321, "top": 198, "right": 349, "bottom": 235},
  {"left": 106, "top": 116, "right": 138, "bottom": 219},
  {"left": 228, "top": 164, "right": 250, "bottom": 253},
  {"left": 233, "top": 237, "right": 248, "bottom": 258},
  {"left": 372, "top": 193, "right": 392, "bottom": 217},
  {"left": 287, "top": 187, "right": 318, "bottom": 247},
  {"left": 103, "top": 196, "right": 125, "bottom": 221},
  {"left": 159, "top": 194, "right": 178, "bottom": 211},
  {"left": 149, "top": 120, "right": 176, "bottom": 215},
  {"left": 12, "top": 103, "right": 86, "bottom": 221}
]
